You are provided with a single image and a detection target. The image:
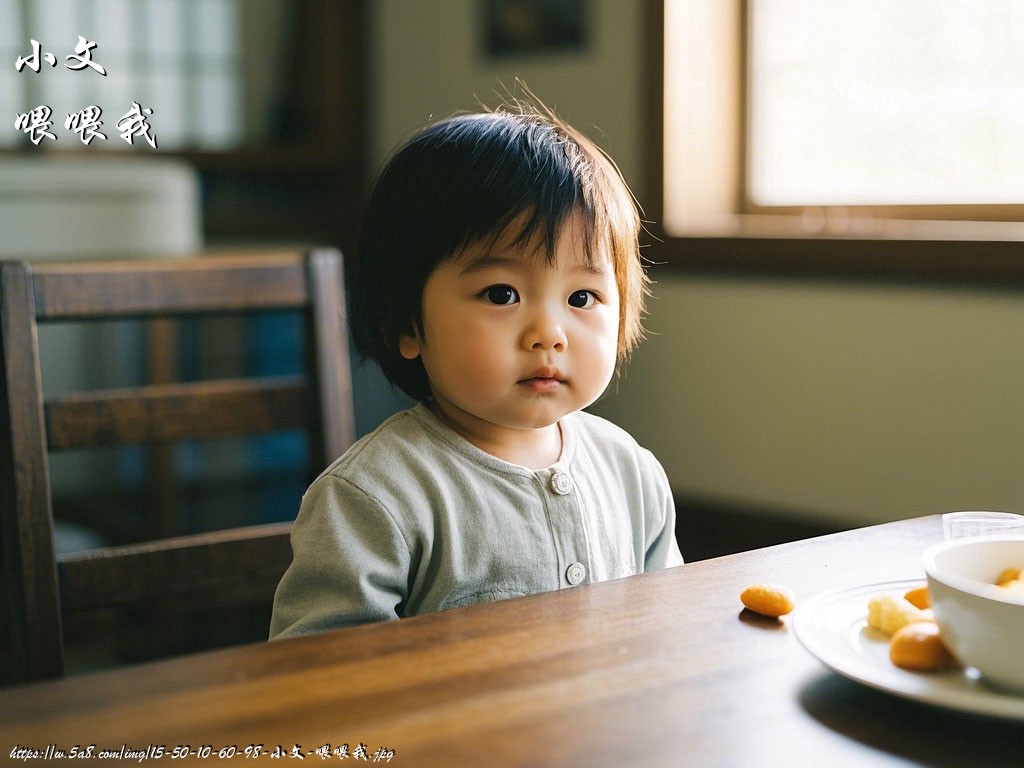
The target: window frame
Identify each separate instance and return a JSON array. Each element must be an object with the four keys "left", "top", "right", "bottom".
[
  {"left": 645, "top": 0, "right": 1024, "bottom": 283},
  {"left": 4, "top": 0, "right": 247, "bottom": 151}
]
